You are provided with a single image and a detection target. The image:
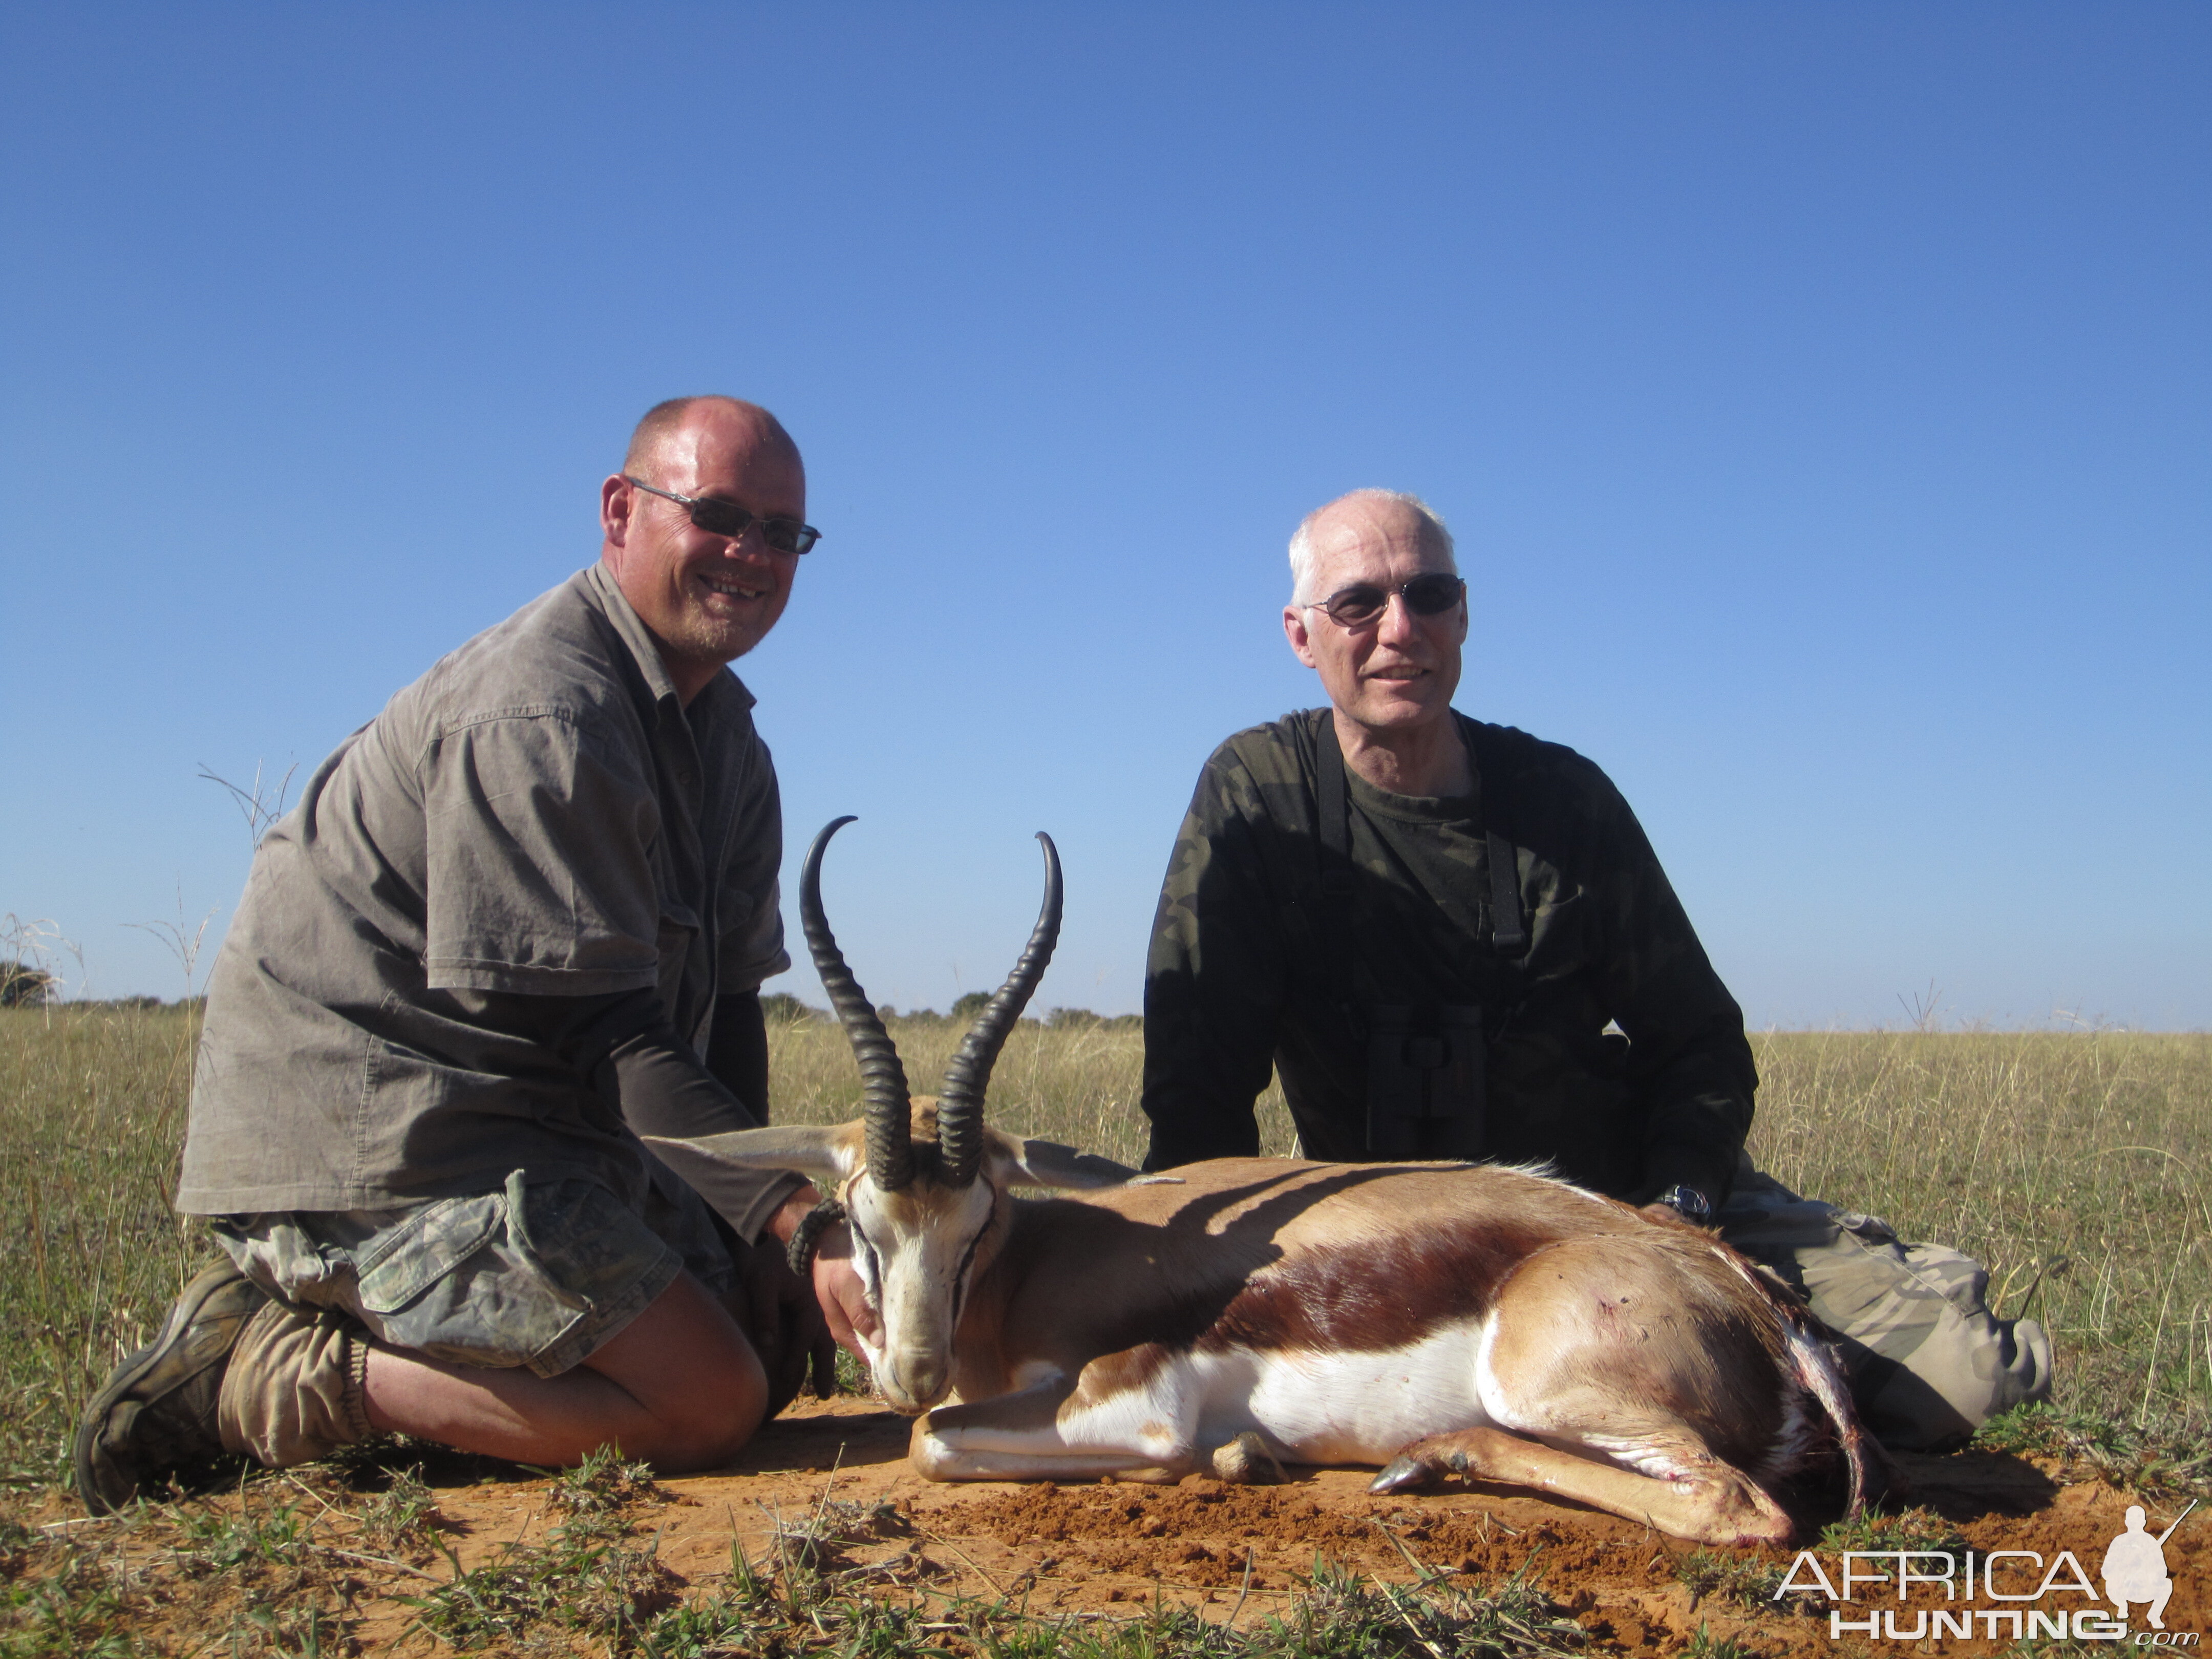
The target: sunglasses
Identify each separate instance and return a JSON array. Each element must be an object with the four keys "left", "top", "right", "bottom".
[
  {"left": 623, "top": 476, "right": 822, "bottom": 555},
  {"left": 1302, "top": 572, "right": 1465, "bottom": 628}
]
